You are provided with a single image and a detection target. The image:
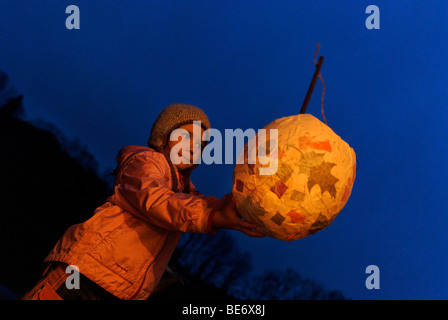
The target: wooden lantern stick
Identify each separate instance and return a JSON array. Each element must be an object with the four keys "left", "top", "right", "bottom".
[{"left": 299, "top": 56, "right": 324, "bottom": 114}]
